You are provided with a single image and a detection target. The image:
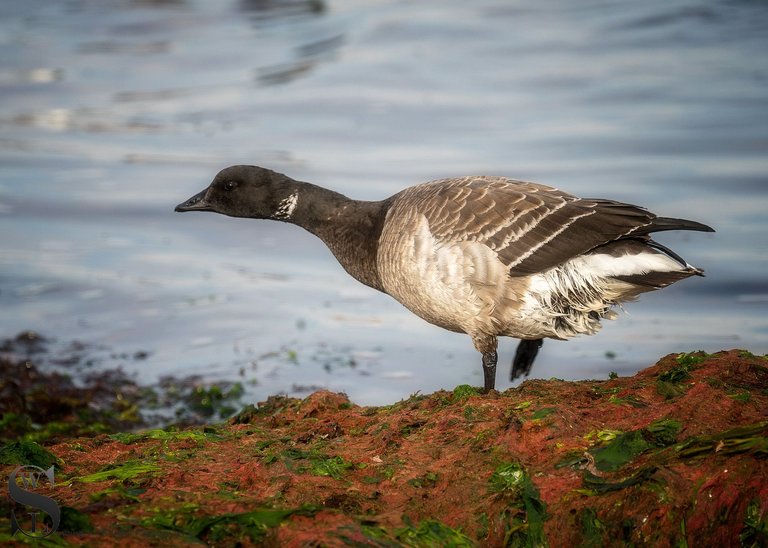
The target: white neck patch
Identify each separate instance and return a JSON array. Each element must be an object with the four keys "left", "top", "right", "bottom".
[{"left": 274, "top": 191, "right": 299, "bottom": 219}]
